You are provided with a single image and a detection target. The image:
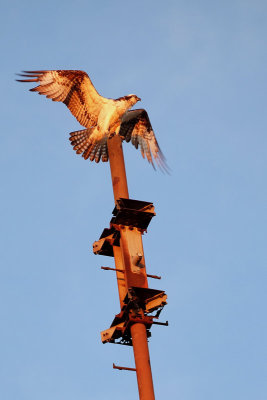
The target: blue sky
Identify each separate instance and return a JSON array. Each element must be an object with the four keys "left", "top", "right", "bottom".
[{"left": 1, "top": 1, "right": 266, "bottom": 399}]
